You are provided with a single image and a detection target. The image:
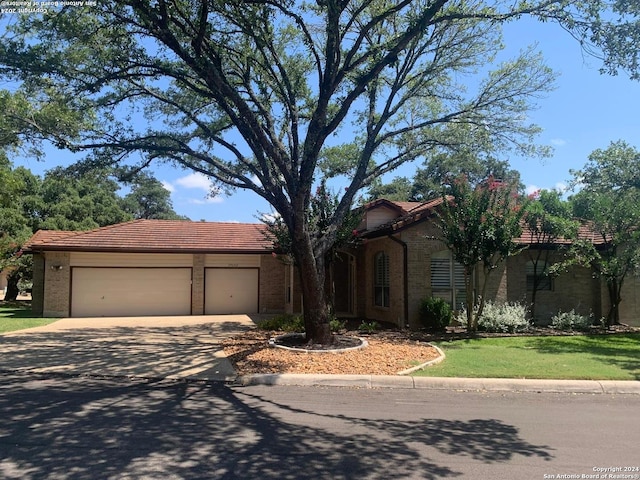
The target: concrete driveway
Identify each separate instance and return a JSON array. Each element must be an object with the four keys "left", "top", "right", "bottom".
[{"left": 0, "top": 315, "right": 258, "bottom": 382}]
